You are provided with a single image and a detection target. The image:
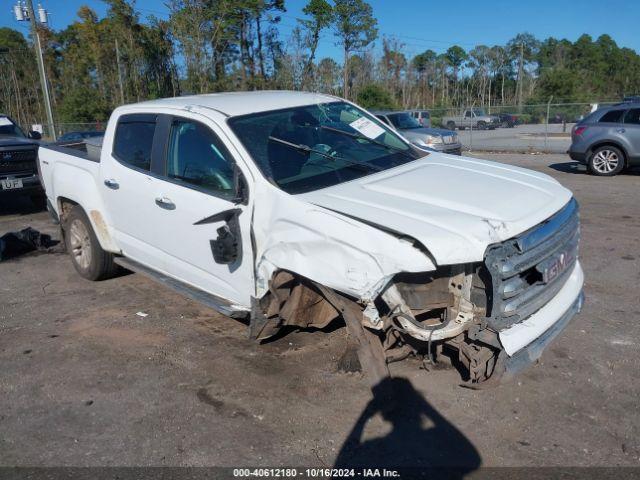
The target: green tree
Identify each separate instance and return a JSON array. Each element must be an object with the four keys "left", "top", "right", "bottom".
[
  {"left": 333, "top": 0, "right": 377, "bottom": 100},
  {"left": 298, "top": 0, "right": 334, "bottom": 89},
  {"left": 356, "top": 83, "right": 395, "bottom": 109}
]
